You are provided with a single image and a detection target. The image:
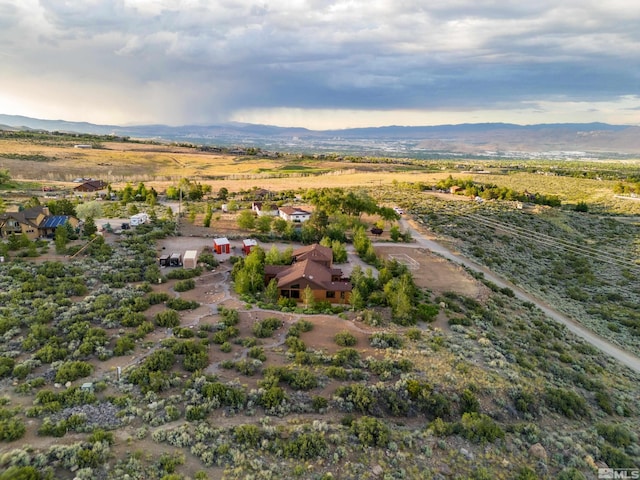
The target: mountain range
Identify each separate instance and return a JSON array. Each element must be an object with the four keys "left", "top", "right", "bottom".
[{"left": 2, "top": 113, "right": 640, "bottom": 158}]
